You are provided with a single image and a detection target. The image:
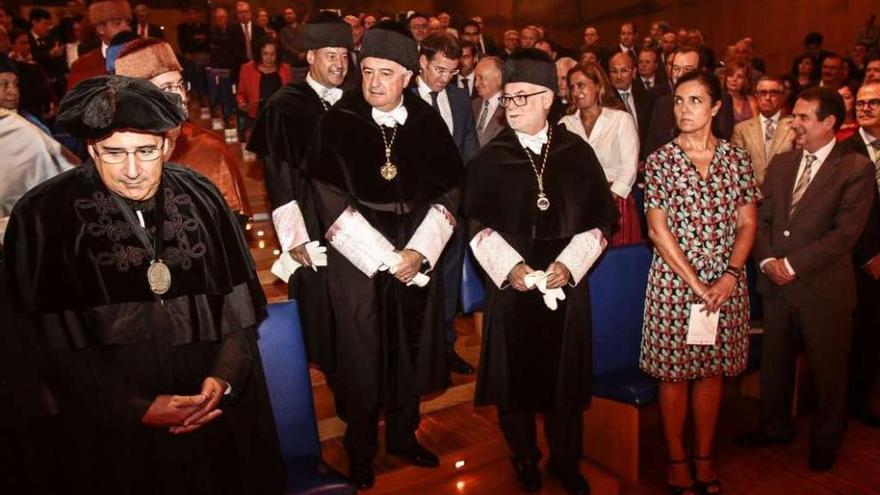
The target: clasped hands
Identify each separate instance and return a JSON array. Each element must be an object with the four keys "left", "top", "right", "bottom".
[
  {"left": 694, "top": 272, "right": 738, "bottom": 314},
  {"left": 508, "top": 262, "right": 571, "bottom": 291},
  {"left": 390, "top": 249, "right": 424, "bottom": 284},
  {"left": 141, "top": 376, "right": 228, "bottom": 435}
]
